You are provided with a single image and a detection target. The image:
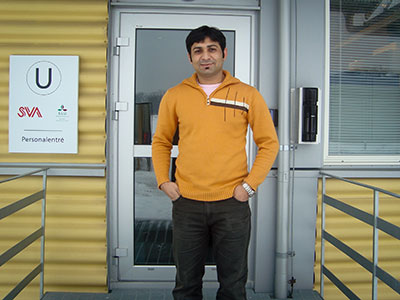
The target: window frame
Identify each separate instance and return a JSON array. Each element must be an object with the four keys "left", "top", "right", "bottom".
[{"left": 323, "top": 0, "right": 400, "bottom": 166}]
